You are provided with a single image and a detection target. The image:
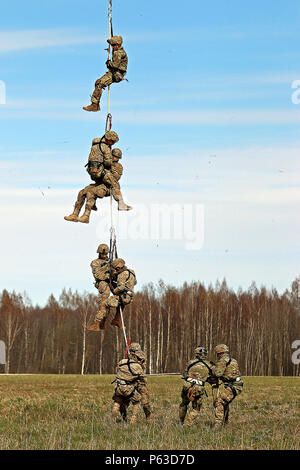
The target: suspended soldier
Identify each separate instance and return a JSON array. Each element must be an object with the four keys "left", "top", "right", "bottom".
[
  {"left": 64, "top": 131, "right": 130, "bottom": 223},
  {"left": 83, "top": 36, "right": 128, "bottom": 112},
  {"left": 111, "top": 349, "right": 147, "bottom": 424},
  {"left": 106, "top": 258, "right": 137, "bottom": 329},
  {"left": 87, "top": 257, "right": 136, "bottom": 331},
  {"left": 87, "top": 243, "right": 111, "bottom": 332},
  {"left": 179, "top": 346, "right": 216, "bottom": 427},
  {"left": 211, "top": 344, "right": 243, "bottom": 427},
  {"left": 102, "top": 148, "right": 132, "bottom": 211},
  {"left": 128, "top": 343, "right": 151, "bottom": 423}
]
